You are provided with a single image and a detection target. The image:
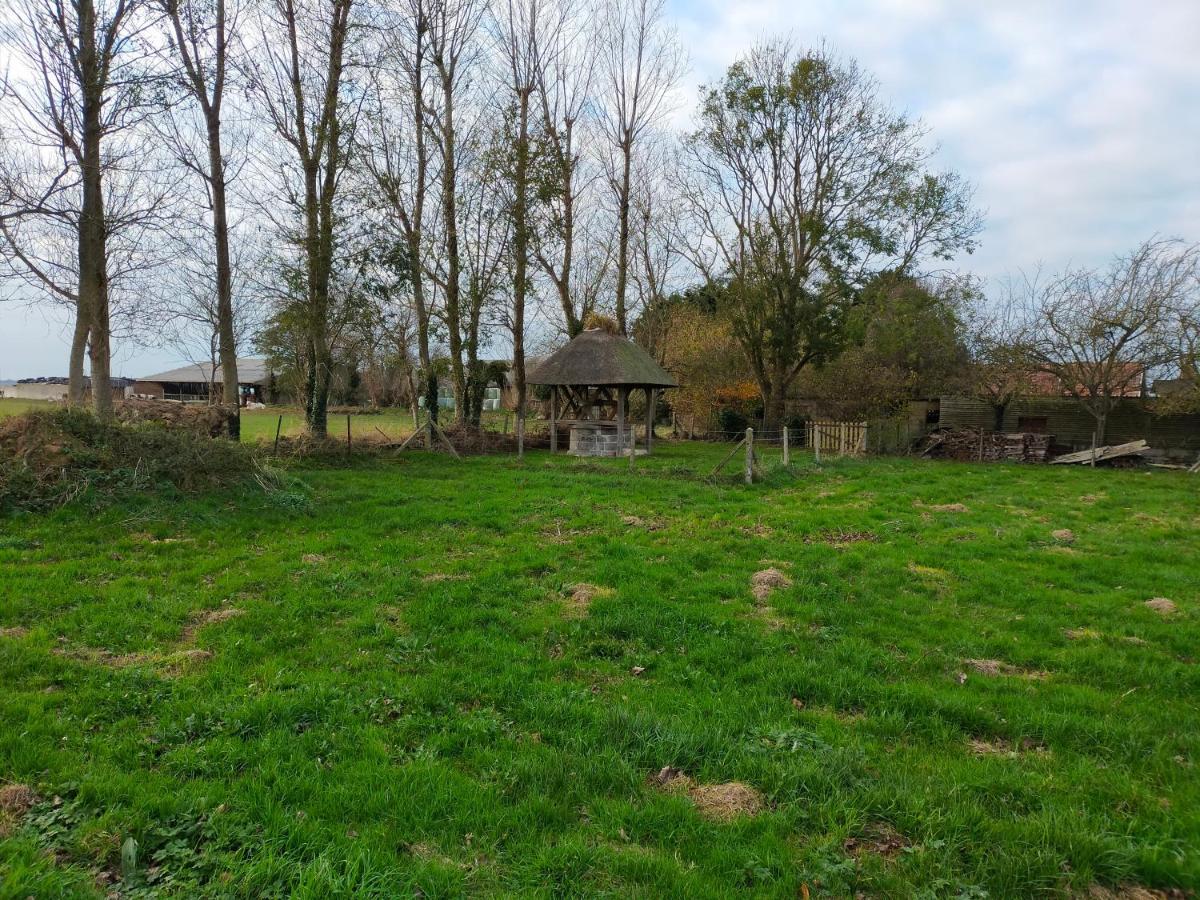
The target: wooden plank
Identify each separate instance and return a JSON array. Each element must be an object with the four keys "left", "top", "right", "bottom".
[{"left": 1050, "top": 439, "right": 1148, "bottom": 465}]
